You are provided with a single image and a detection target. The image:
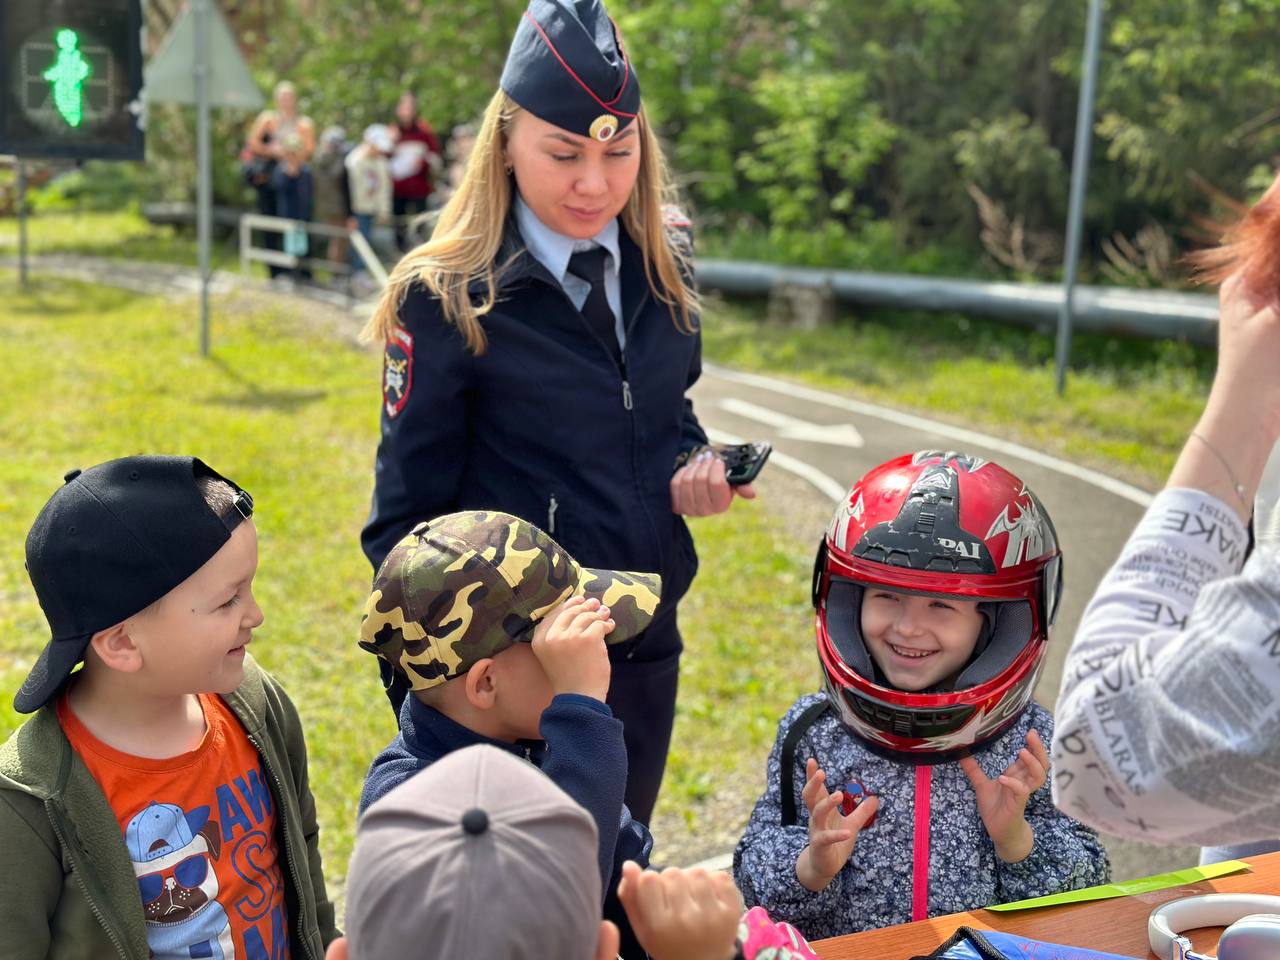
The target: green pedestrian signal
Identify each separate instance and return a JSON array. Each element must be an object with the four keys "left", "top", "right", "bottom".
[
  {"left": 43, "top": 29, "right": 92, "bottom": 128},
  {"left": 1, "top": 0, "right": 144, "bottom": 160}
]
